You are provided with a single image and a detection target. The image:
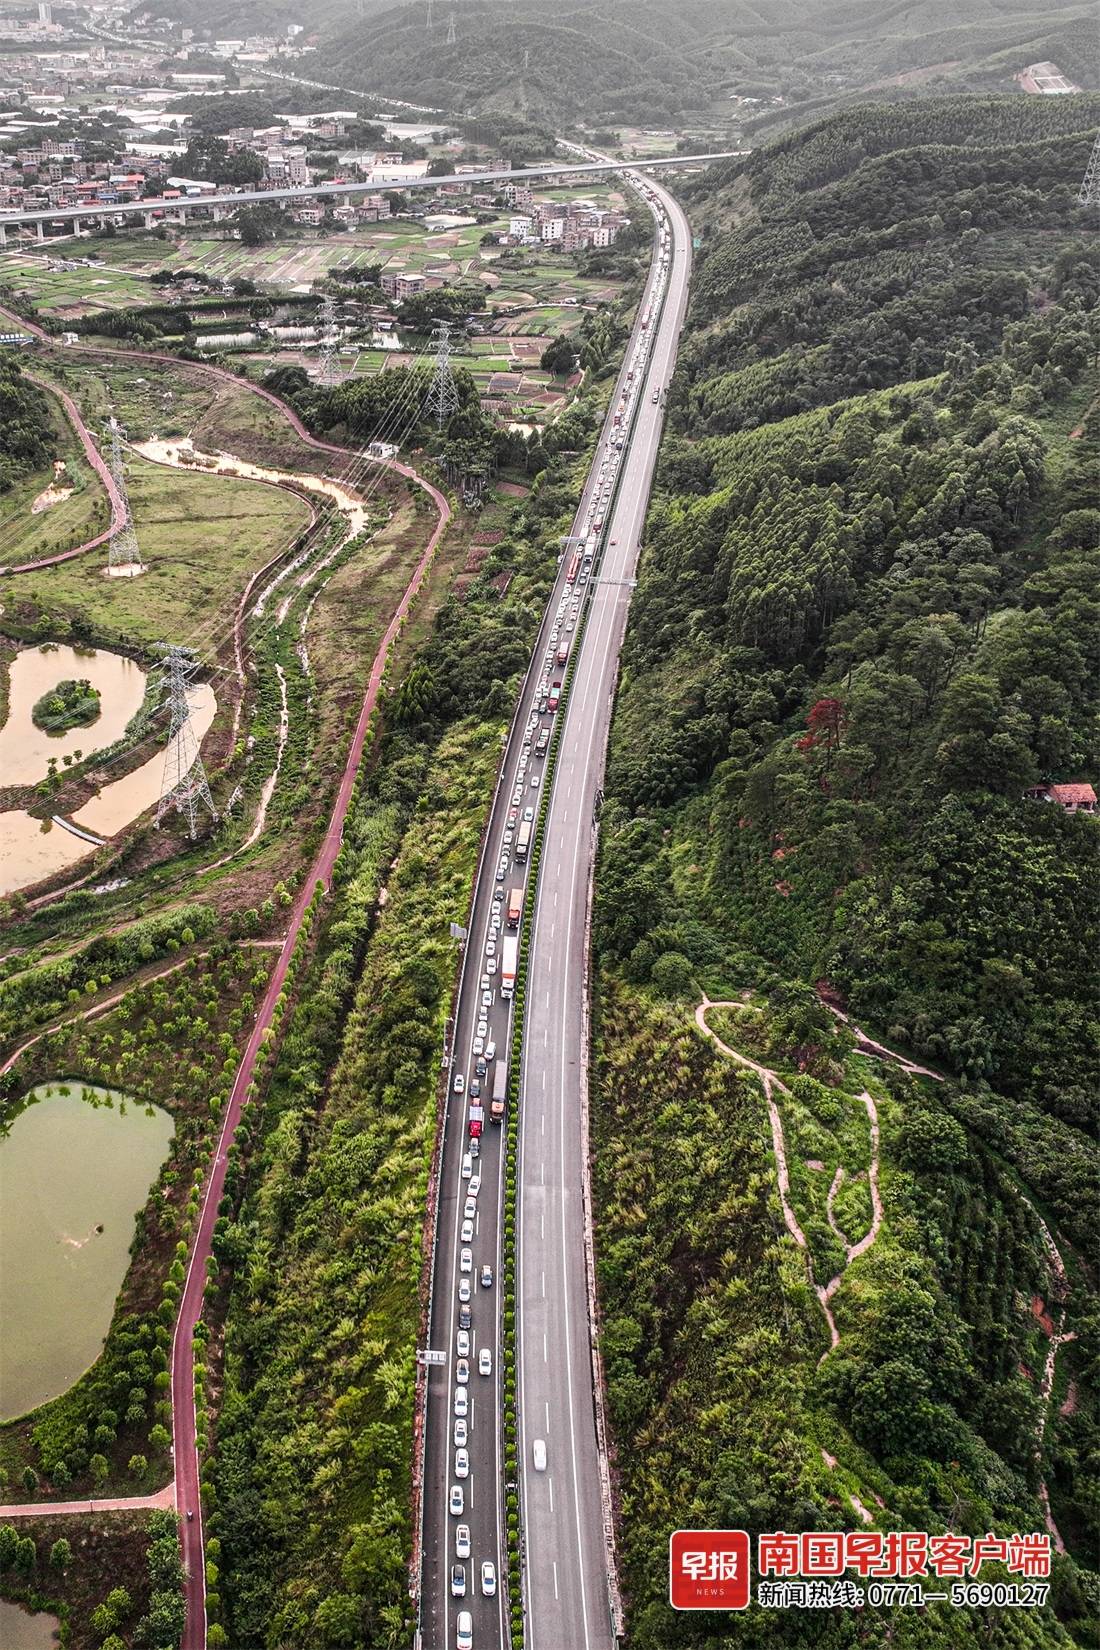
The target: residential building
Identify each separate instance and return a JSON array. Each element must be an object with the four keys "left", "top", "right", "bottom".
[{"left": 1025, "top": 782, "right": 1097, "bottom": 814}]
